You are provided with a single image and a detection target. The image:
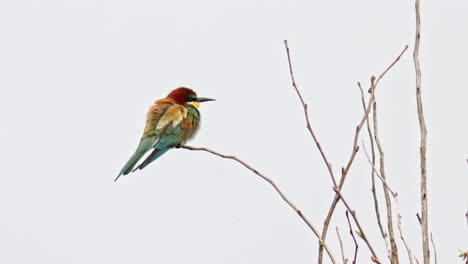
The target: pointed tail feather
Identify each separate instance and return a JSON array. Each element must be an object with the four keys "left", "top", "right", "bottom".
[
  {"left": 132, "top": 148, "right": 170, "bottom": 172},
  {"left": 115, "top": 151, "right": 147, "bottom": 181}
]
